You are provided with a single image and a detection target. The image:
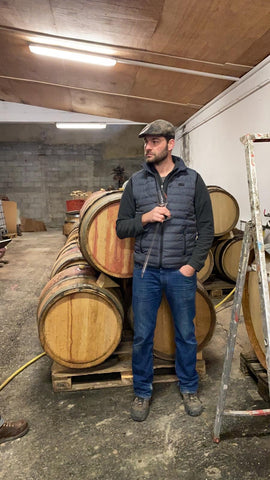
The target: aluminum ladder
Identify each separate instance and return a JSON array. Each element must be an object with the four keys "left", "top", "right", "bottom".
[{"left": 213, "top": 133, "right": 270, "bottom": 443}]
